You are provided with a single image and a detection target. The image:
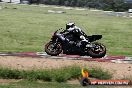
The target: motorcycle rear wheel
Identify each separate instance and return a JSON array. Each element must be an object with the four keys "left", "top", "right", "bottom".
[
  {"left": 45, "top": 42, "right": 62, "bottom": 56},
  {"left": 88, "top": 42, "right": 106, "bottom": 58}
]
